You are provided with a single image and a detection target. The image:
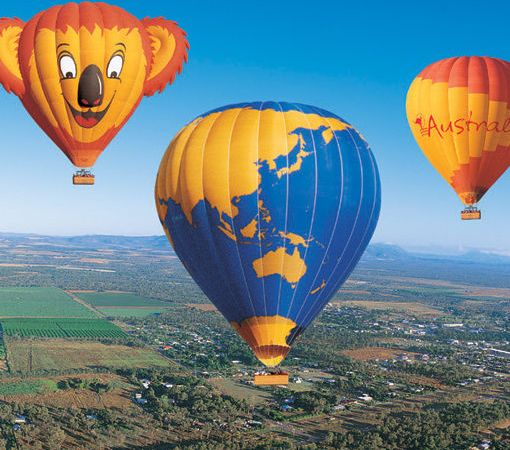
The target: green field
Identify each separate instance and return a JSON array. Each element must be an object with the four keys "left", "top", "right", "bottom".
[
  {"left": 0, "top": 334, "right": 5, "bottom": 359},
  {"left": 6, "top": 340, "right": 170, "bottom": 373},
  {"left": 0, "top": 379, "right": 58, "bottom": 396},
  {"left": 98, "top": 307, "right": 168, "bottom": 318},
  {"left": 0, "top": 287, "right": 96, "bottom": 318},
  {"left": 76, "top": 292, "right": 171, "bottom": 307},
  {"left": 0, "top": 318, "right": 126, "bottom": 339},
  {"left": 209, "top": 378, "right": 272, "bottom": 405}
]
